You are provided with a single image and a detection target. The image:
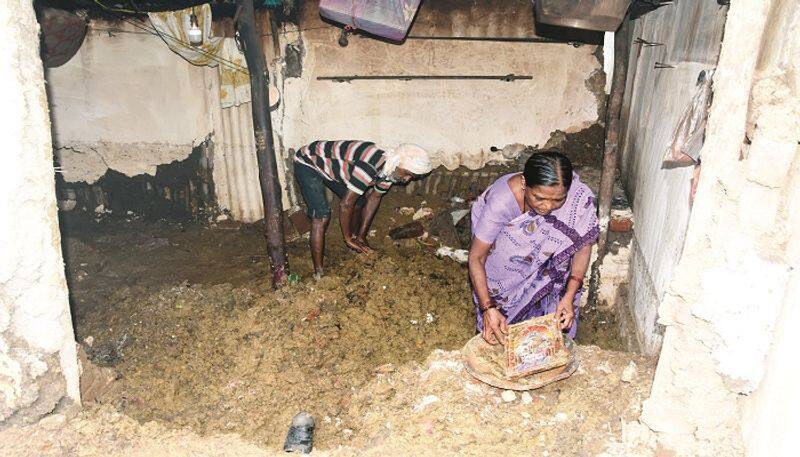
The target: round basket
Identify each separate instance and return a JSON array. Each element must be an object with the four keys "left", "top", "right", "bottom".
[{"left": 463, "top": 334, "right": 578, "bottom": 391}]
